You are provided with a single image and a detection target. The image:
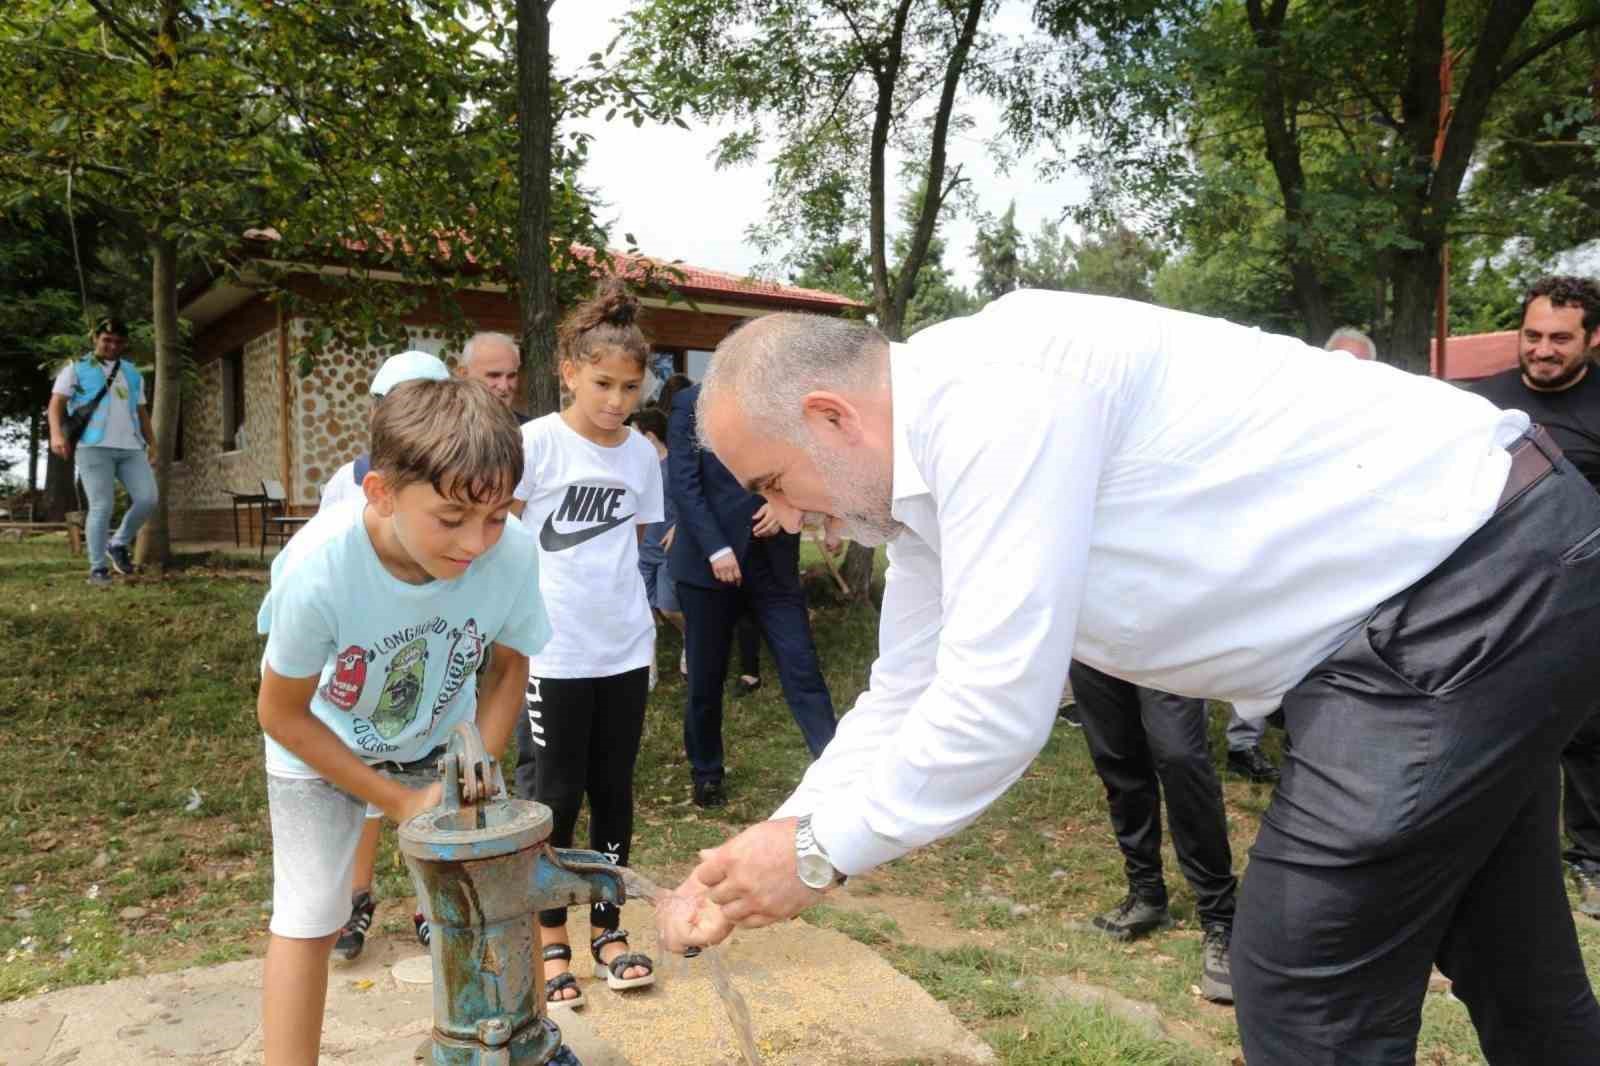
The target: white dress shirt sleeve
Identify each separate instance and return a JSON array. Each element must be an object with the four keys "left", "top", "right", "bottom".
[{"left": 776, "top": 379, "right": 1111, "bottom": 875}]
